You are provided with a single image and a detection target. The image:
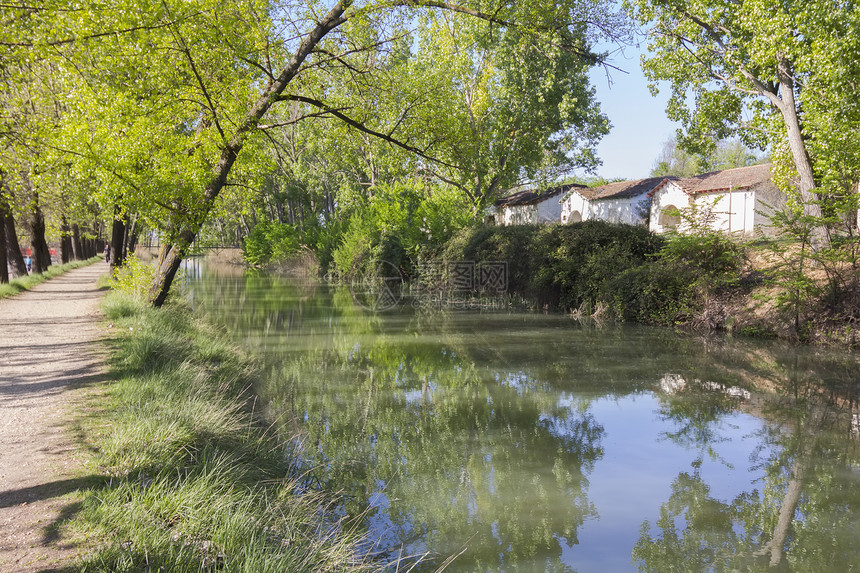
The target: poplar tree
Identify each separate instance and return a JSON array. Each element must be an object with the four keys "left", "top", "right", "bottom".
[{"left": 628, "top": 0, "right": 860, "bottom": 237}]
